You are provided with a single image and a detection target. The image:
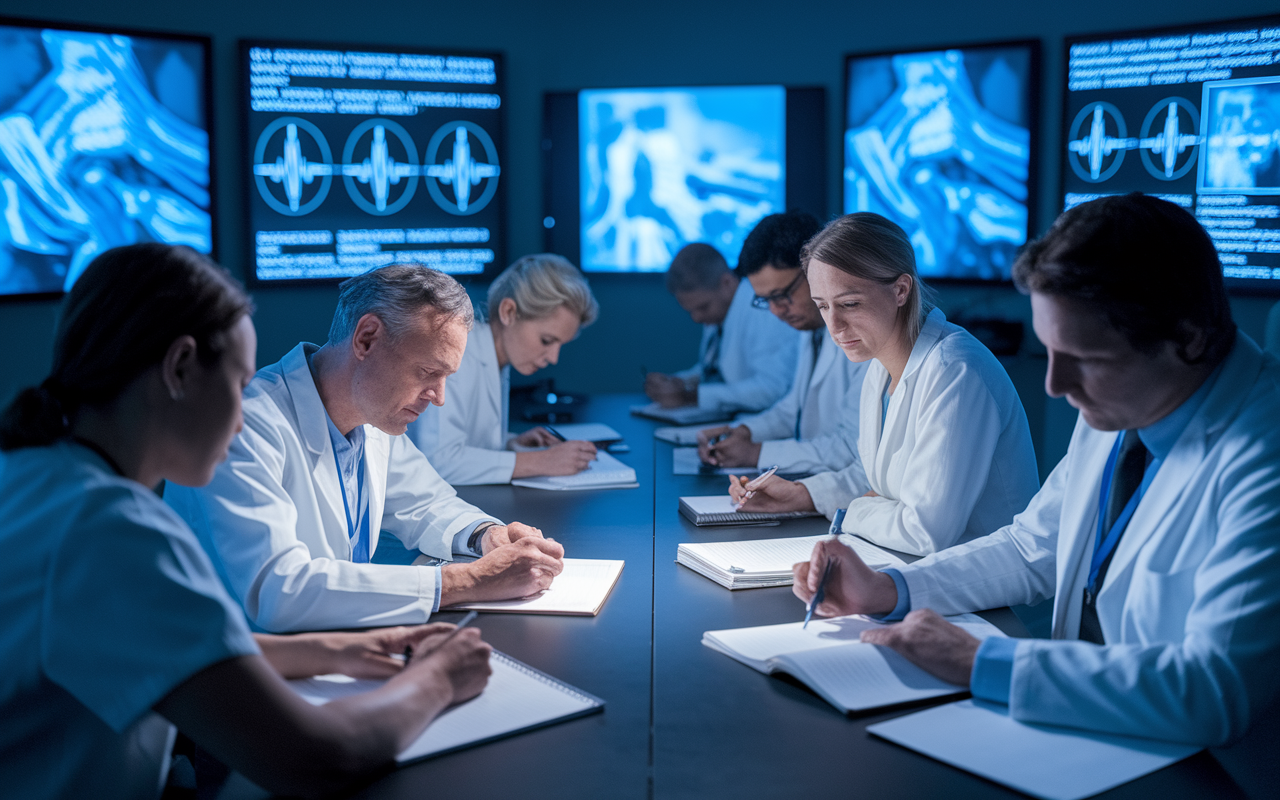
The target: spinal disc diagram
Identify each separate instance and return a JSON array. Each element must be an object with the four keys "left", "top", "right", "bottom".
[{"left": 254, "top": 117, "right": 500, "bottom": 216}]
